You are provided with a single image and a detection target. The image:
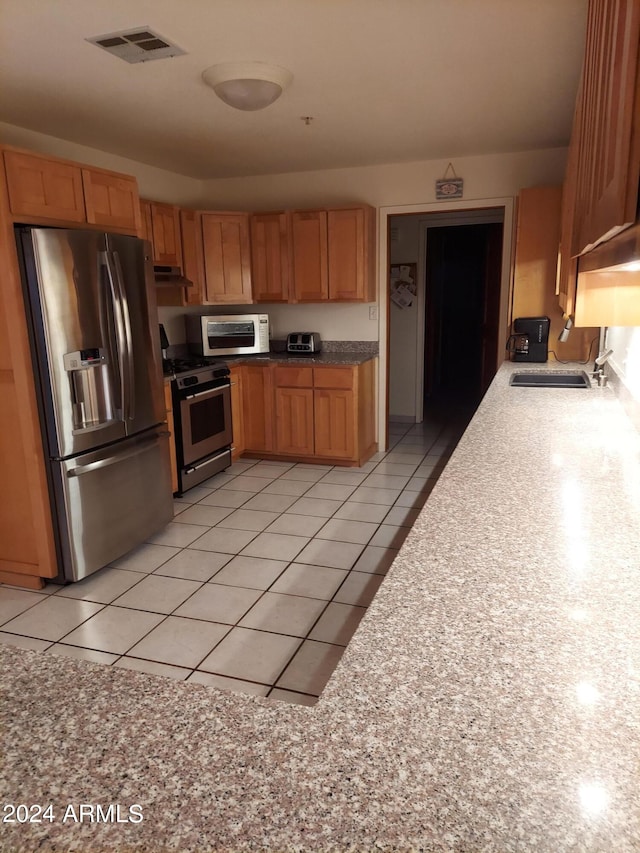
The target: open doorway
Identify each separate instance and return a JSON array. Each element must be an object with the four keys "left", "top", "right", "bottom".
[
  {"left": 423, "top": 221, "right": 503, "bottom": 417},
  {"left": 388, "top": 206, "right": 505, "bottom": 430}
]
